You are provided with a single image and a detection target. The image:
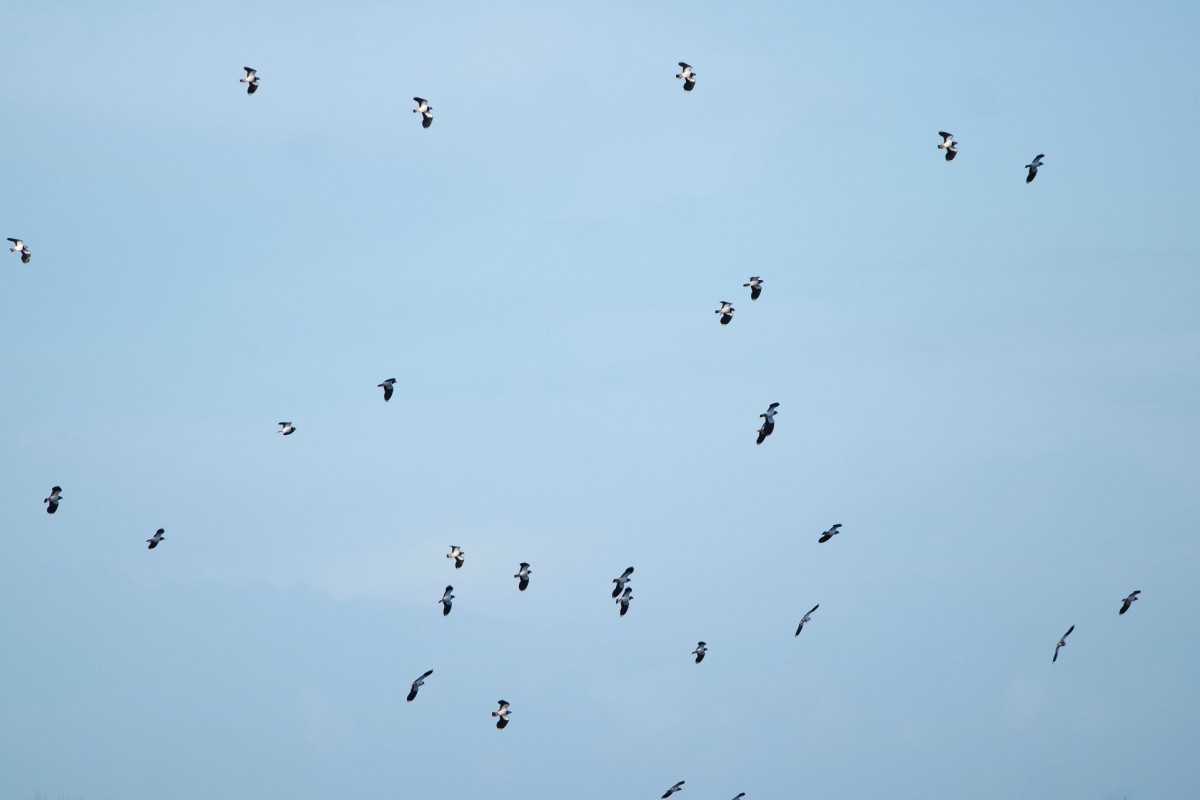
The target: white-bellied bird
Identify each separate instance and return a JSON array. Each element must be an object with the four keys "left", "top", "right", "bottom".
[
  {"left": 1119, "top": 590, "right": 1141, "bottom": 615},
  {"left": 1052, "top": 624, "right": 1074, "bottom": 662},
  {"left": 406, "top": 669, "right": 433, "bottom": 702},
  {"left": 378, "top": 378, "right": 396, "bottom": 402},
  {"left": 662, "top": 780, "right": 686, "bottom": 798},
  {"left": 937, "top": 131, "right": 957, "bottom": 161},
  {"left": 278, "top": 421, "right": 296, "bottom": 435},
  {"left": 44, "top": 486, "right": 62, "bottom": 514},
  {"left": 492, "top": 699, "right": 511, "bottom": 729},
  {"left": 440, "top": 585, "right": 455, "bottom": 616},
  {"left": 147, "top": 528, "right": 165, "bottom": 549},
  {"left": 515, "top": 562, "right": 531, "bottom": 591},
  {"left": 413, "top": 97, "right": 433, "bottom": 128},
  {"left": 617, "top": 586, "right": 633, "bottom": 616},
  {"left": 744, "top": 276, "right": 763, "bottom": 300},
  {"left": 715, "top": 301, "right": 734, "bottom": 325},
  {"left": 612, "top": 566, "right": 634, "bottom": 598},
  {"left": 818, "top": 523, "right": 842, "bottom": 543},
  {"left": 7, "top": 238, "right": 31, "bottom": 263},
  {"left": 795, "top": 603, "right": 819, "bottom": 636},
  {"left": 756, "top": 402, "right": 779, "bottom": 445},
  {"left": 676, "top": 62, "right": 696, "bottom": 91},
  {"left": 1025, "top": 154, "right": 1044, "bottom": 183},
  {"left": 447, "top": 545, "right": 465, "bottom": 569},
  {"left": 240, "top": 67, "right": 259, "bottom": 94},
  {"left": 692, "top": 641, "right": 707, "bottom": 663}
]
